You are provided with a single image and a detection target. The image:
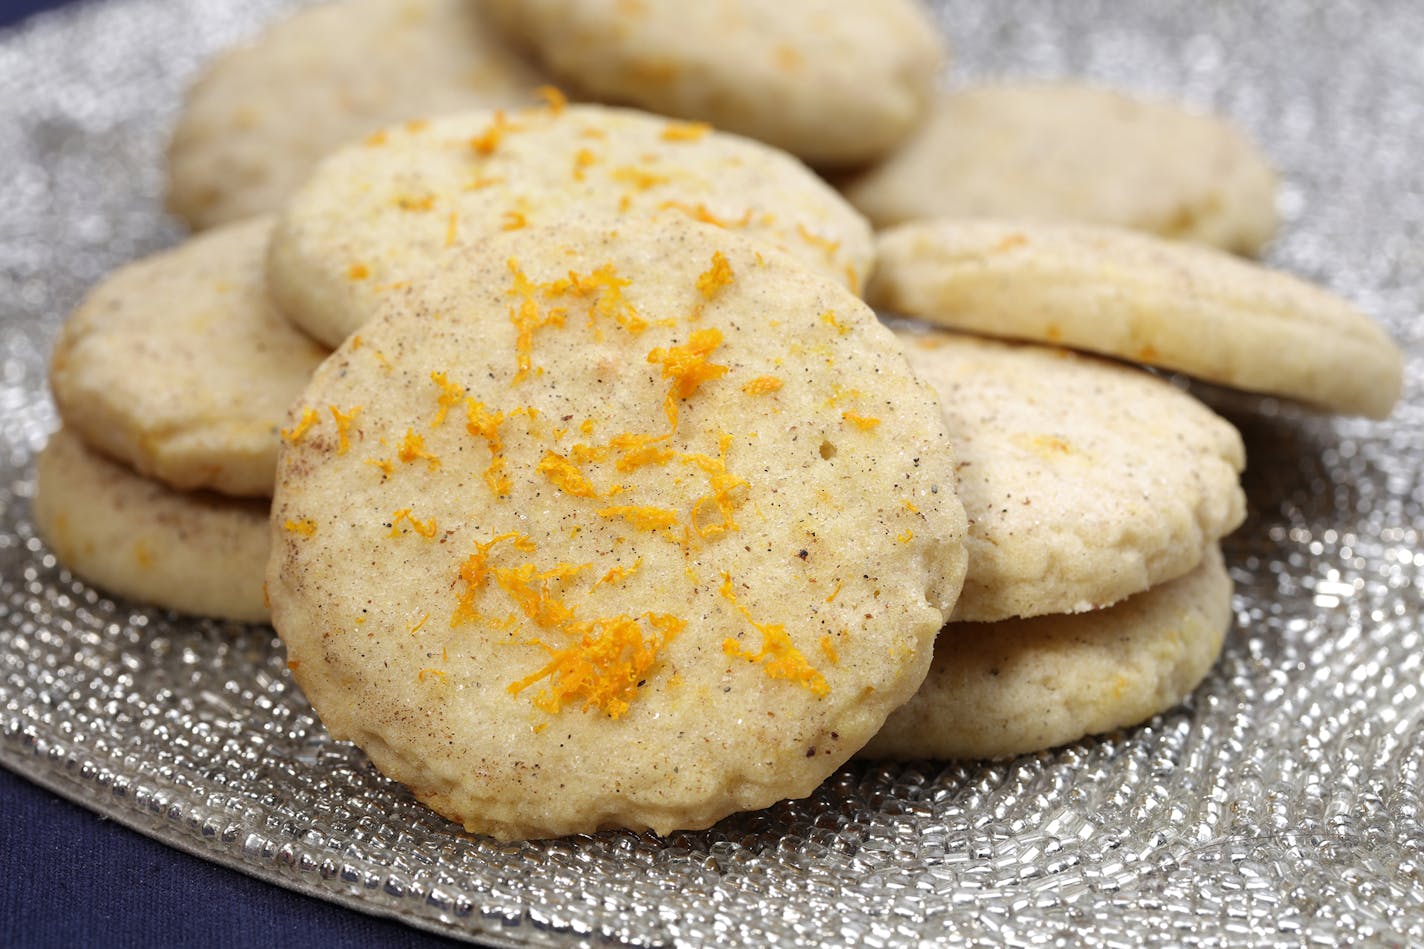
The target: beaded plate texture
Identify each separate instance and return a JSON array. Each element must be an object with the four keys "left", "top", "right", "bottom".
[{"left": 2, "top": 1, "right": 1423, "bottom": 945}]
